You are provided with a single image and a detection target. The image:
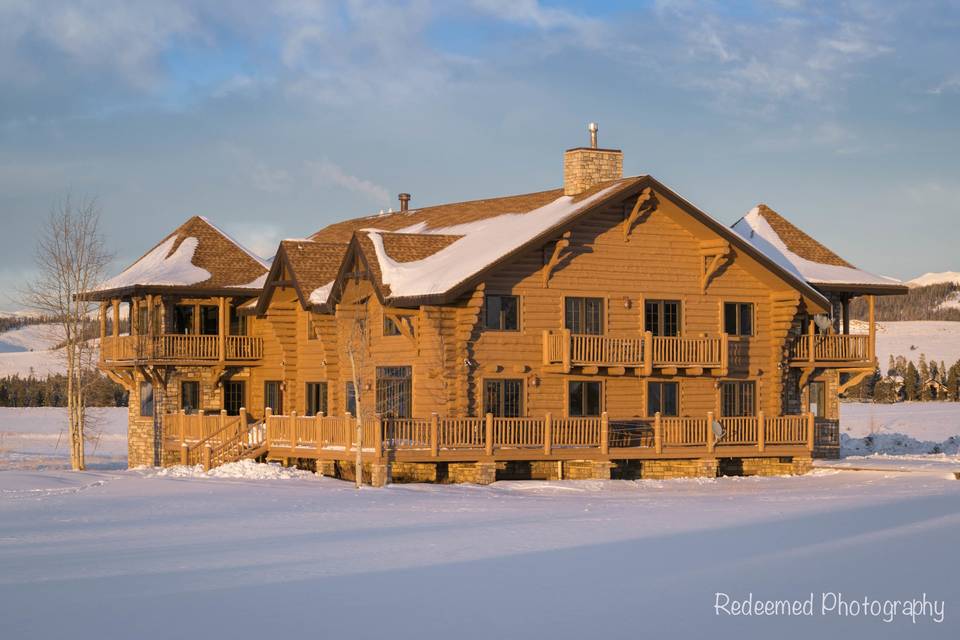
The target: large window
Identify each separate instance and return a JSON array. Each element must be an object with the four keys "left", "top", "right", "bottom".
[
  {"left": 724, "top": 302, "right": 754, "bottom": 337},
  {"left": 305, "top": 382, "right": 328, "bottom": 417},
  {"left": 264, "top": 381, "right": 283, "bottom": 413},
  {"left": 568, "top": 381, "right": 602, "bottom": 417},
  {"left": 376, "top": 366, "right": 412, "bottom": 418},
  {"left": 483, "top": 295, "right": 519, "bottom": 331},
  {"left": 223, "top": 381, "right": 245, "bottom": 416},
  {"left": 483, "top": 379, "right": 523, "bottom": 417},
  {"left": 647, "top": 381, "right": 679, "bottom": 417},
  {"left": 200, "top": 305, "right": 219, "bottom": 335},
  {"left": 565, "top": 297, "right": 604, "bottom": 335},
  {"left": 139, "top": 382, "right": 154, "bottom": 417},
  {"left": 229, "top": 306, "right": 247, "bottom": 336},
  {"left": 645, "top": 300, "right": 681, "bottom": 337},
  {"left": 181, "top": 381, "right": 200, "bottom": 414},
  {"left": 808, "top": 381, "right": 826, "bottom": 418},
  {"left": 721, "top": 381, "right": 756, "bottom": 417},
  {"left": 173, "top": 305, "right": 195, "bottom": 334}
]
